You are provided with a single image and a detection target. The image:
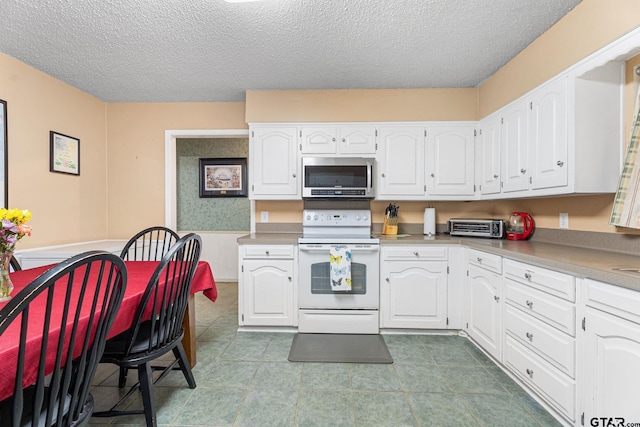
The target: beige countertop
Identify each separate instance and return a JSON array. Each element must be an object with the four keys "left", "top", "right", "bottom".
[{"left": 238, "top": 232, "right": 640, "bottom": 292}]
